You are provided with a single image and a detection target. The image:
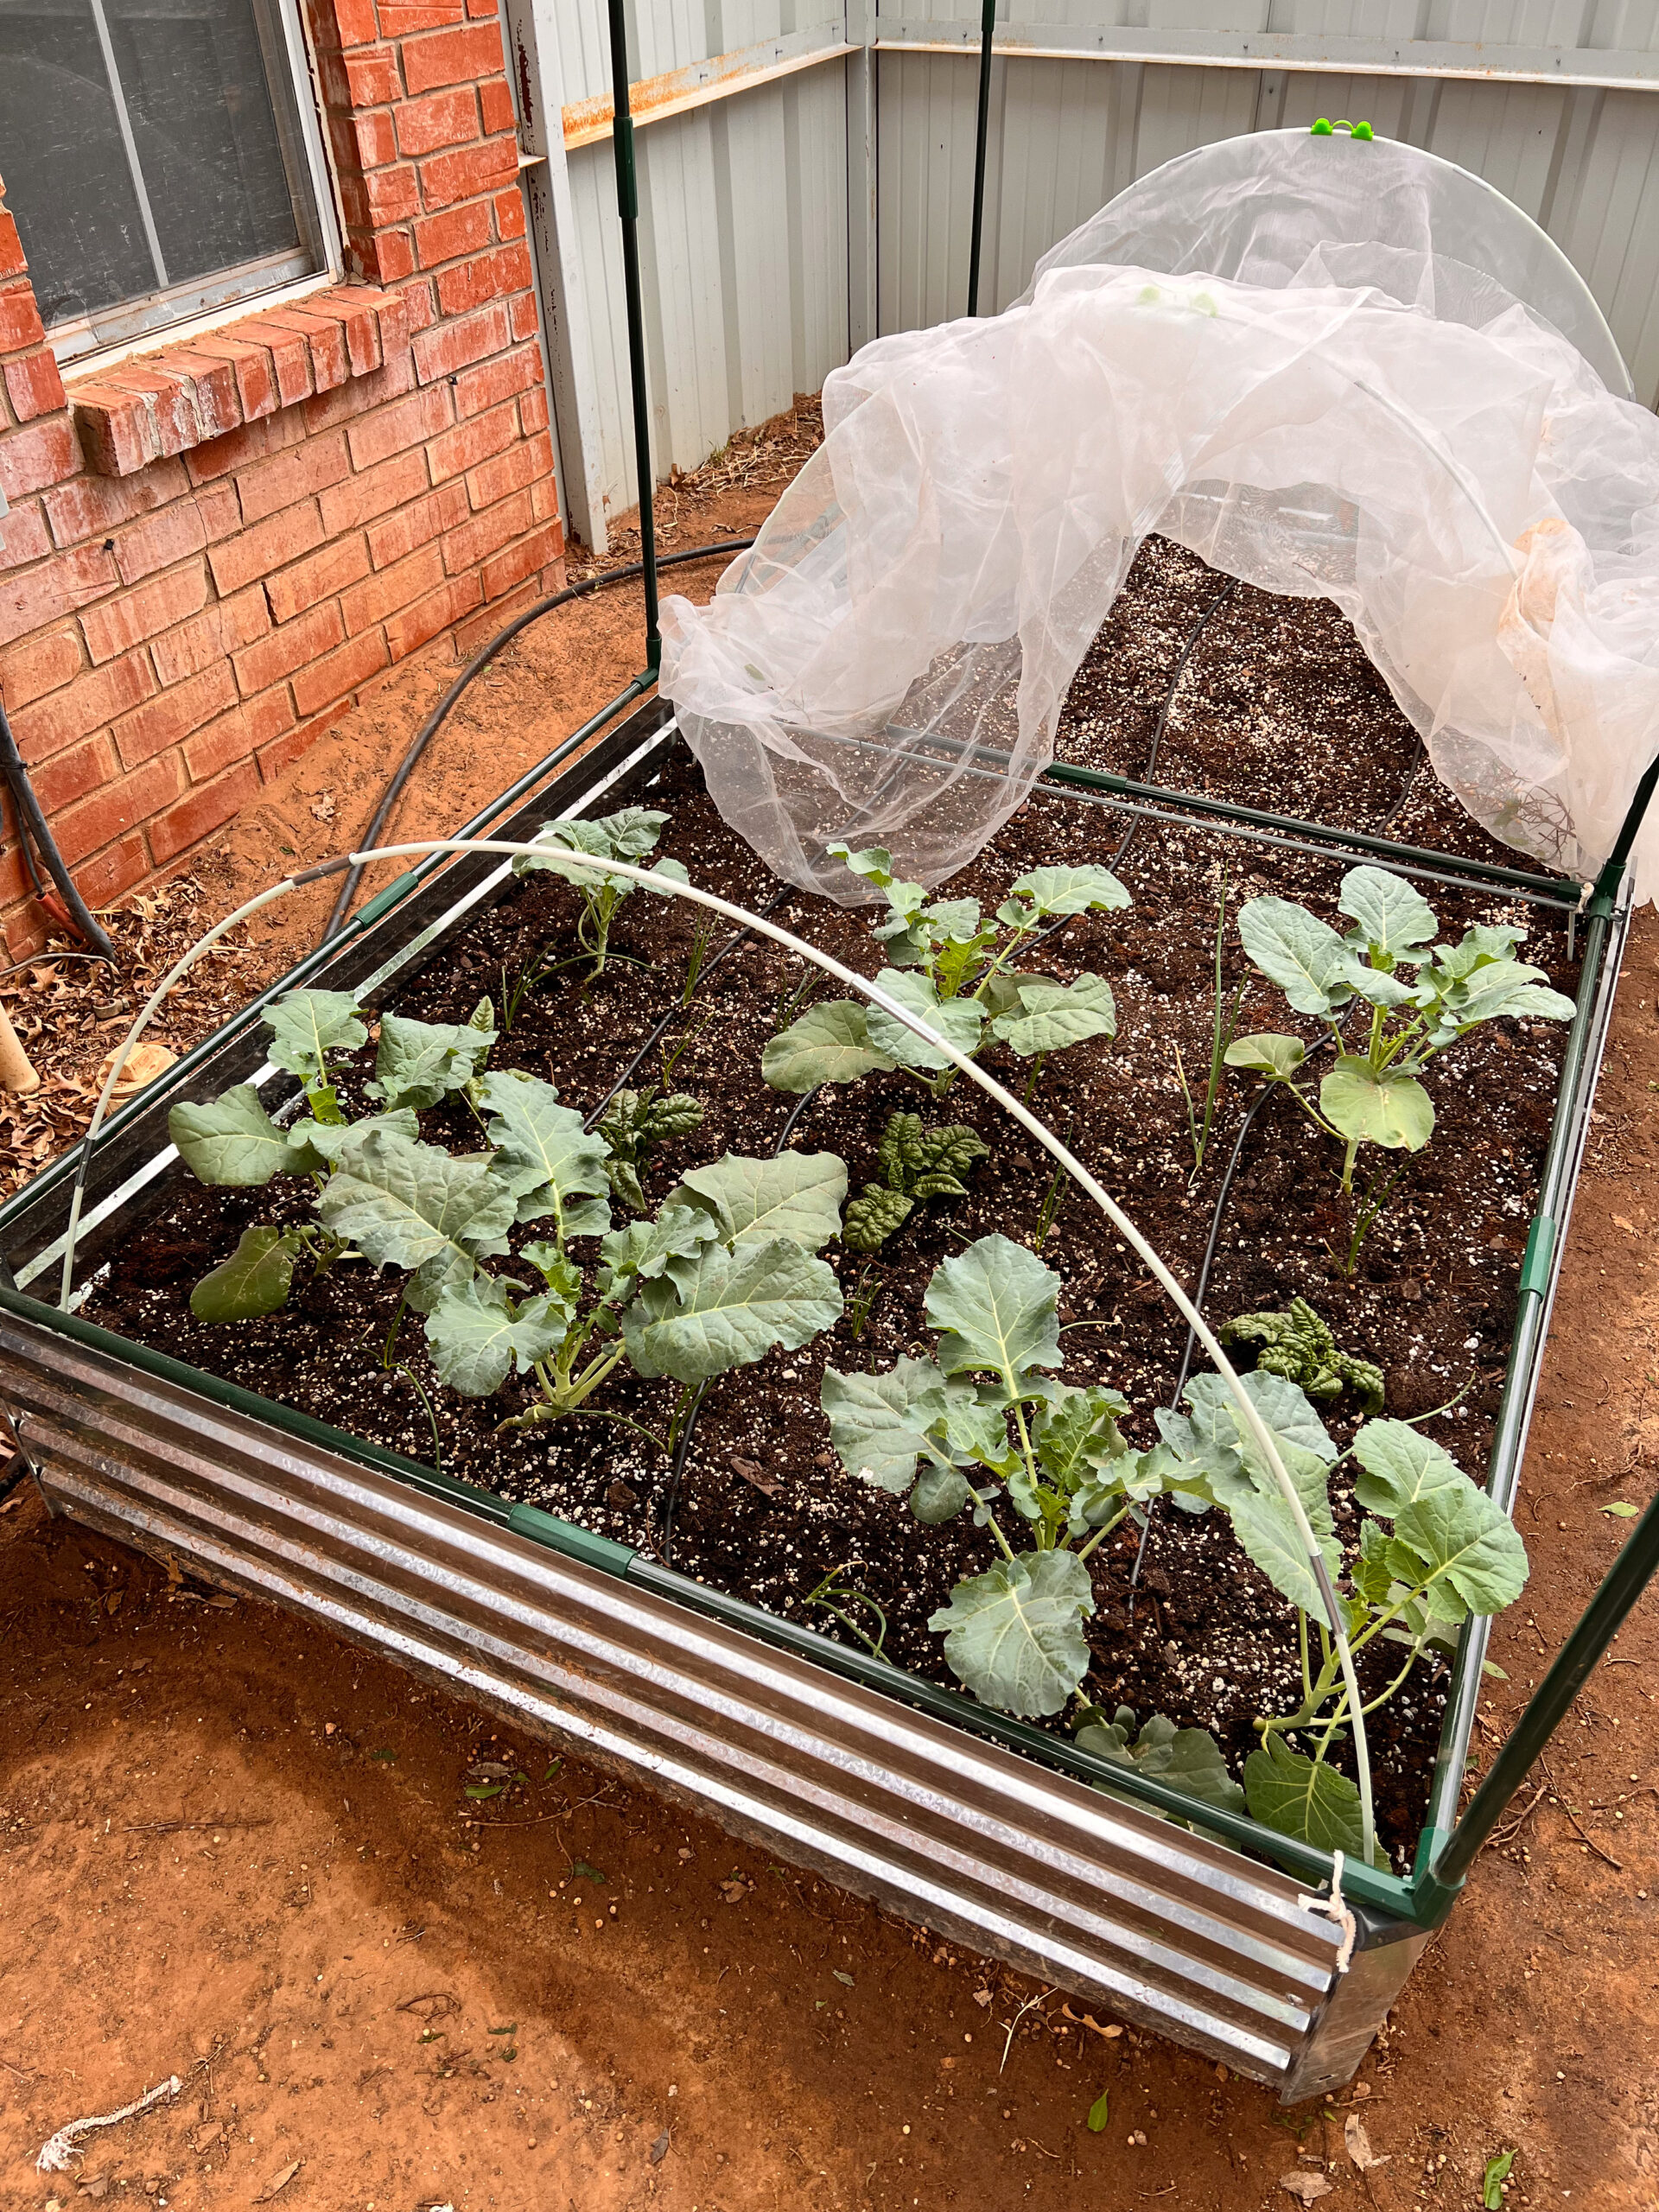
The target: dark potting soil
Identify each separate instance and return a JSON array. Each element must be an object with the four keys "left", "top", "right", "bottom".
[{"left": 81, "top": 547, "right": 1580, "bottom": 1868}]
